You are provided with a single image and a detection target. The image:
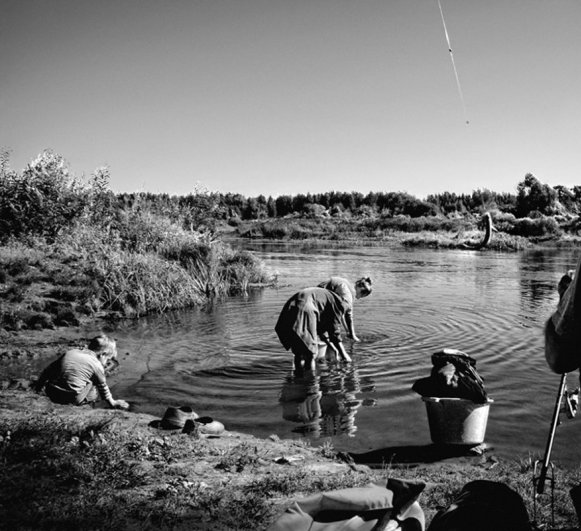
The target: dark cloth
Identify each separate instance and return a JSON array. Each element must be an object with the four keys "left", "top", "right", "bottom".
[
  {"left": 427, "top": 480, "right": 530, "bottom": 531},
  {"left": 412, "top": 350, "right": 488, "bottom": 403},
  {"left": 545, "top": 256, "right": 581, "bottom": 373},
  {"left": 275, "top": 287, "right": 346, "bottom": 357}
]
